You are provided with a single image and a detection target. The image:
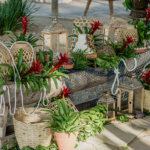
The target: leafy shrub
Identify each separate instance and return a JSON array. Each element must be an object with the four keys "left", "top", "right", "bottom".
[{"left": 0, "top": 0, "right": 39, "bottom": 34}]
